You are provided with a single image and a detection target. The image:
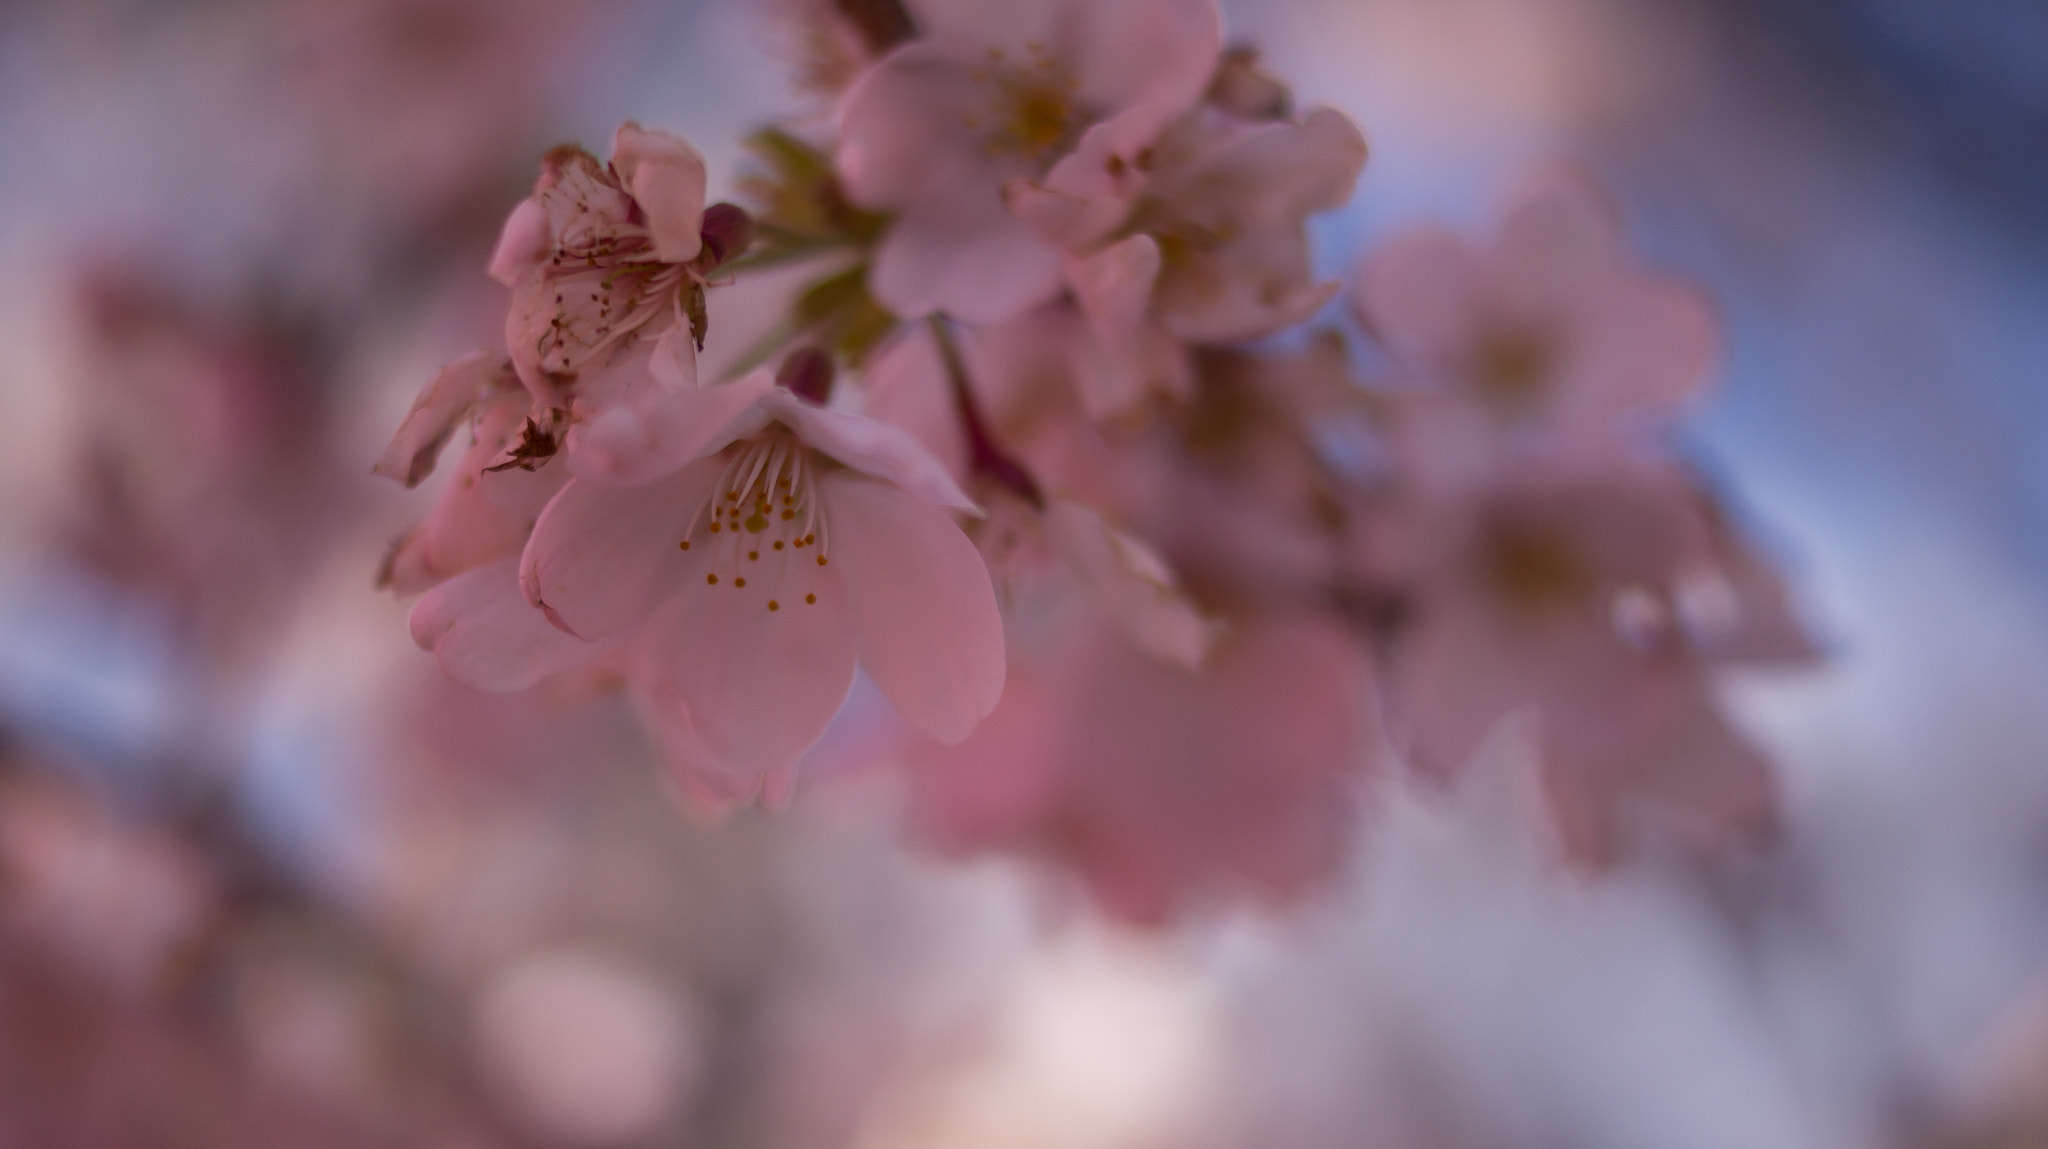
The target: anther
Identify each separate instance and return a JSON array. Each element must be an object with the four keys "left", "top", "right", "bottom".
[
  {"left": 816, "top": 555, "right": 828, "bottom": 566},
  {"left": 768, "top": 600, "right": 780, "bottom": 611},
  {"left": 773, "top": 541, "right": 784, "bottom": 551},
  {"left": 734, "top": 576, "right": 746, "bottom": 588},
  {"left": 706, "top": 573, "right": 718, "bottom": 585},
  {"left": 805, "top": 593, "right": 816, "bottom": 605},
  {"left": 679, "top": 540, "right": 692, "bottom": 550},
  {"left": 709, "top": 522, "right": 722, "bottom": 533},
  {"left": 748, "top": 551, "right": 759, "bottom": 561}
]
